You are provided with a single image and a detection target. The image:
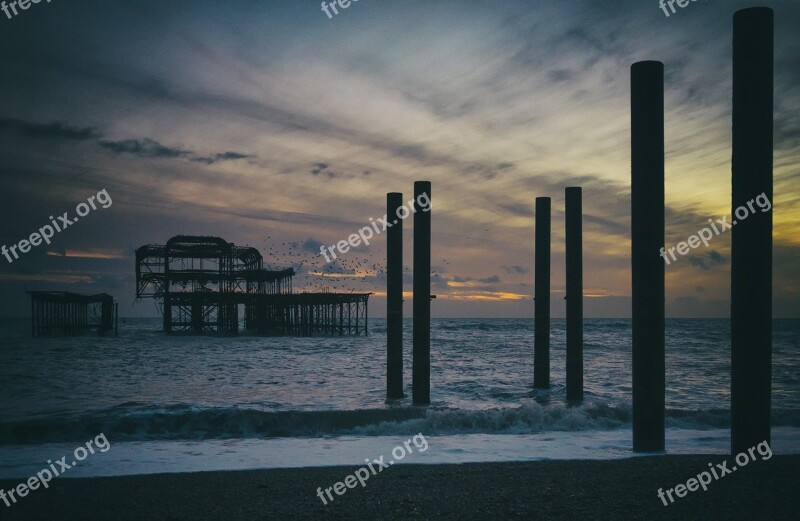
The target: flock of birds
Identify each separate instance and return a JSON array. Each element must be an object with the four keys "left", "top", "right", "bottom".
[
  {"left": 260, "top": 236, "right": 385, "bottom": 293},
  {"left": 258, "top": 236, "right": 450, "bottom": 294}
]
